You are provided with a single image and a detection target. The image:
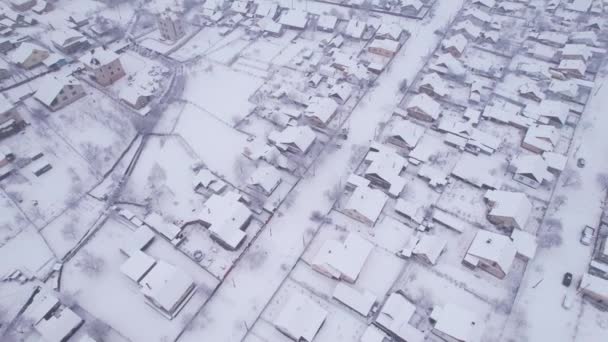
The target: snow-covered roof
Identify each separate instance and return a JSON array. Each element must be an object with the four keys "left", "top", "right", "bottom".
[
  {"left": 419, "top": 72, "right": 449, "bottom": 97},
  {"left": 451, "top": 154, "right": 499, "bottom": 189},
  {"left": 144, "top": 212, "right": 182, "bottom": 241},
  {"left": 511, "top": 154, "right": 553, "bottom": 184},
  {"left": 35, "top": 305, "right": 83, "bottom": 342},
  {"left": 466, "top": 229, "right": 516, "bottom": 274},
  {"left": 0, "top": 94, "right": 14, "bottom": 114},
  {"left": 247, "top": 164, "right": 281, "bottom": 194},
  {"left": 230, "top": 0, "right": 250, "bottom": 14},
  {"left": 376, "top": 292, "right": 424, "bottom": 342},
  {"left": 12, "top": 42, "right": 47, "bottom": 64},
  {"left": 200, "top": 191, "right": 251, "bottom": 249},
  {"left": 279, "top": 10, "right": 308, "bottom": 29},
  {"left": 484, "top": 190, "right": 532, "bottom": 230},
  {"left": 268, "top": 125, "right": 316, "bottom": 153},
  {"left": 120, "top": 250, "right": 157, "bottom": 283},
  {"left": 360, "top": 325, "right": 389, "bottom": 342},
  {"left": 388, "top": 119, "right": 425, "bottom": 148},
  {"left": 329, "top": 82, "right": 353, "bottom": 103},
  {"left": 510, "top": 229, "right": 537, "bottom": 260},
  {"left": 472, "top": 0, "right": 495, "bottom": 7},
  {"left": 413, "top": 234, "right": 447, "bottom": 265},
  {"left": 394, "top": 198, "right": 425, "bottom": 224},
  {"left": 255, "top": 1, "right": 278, "bottom": 17},
  {"left": 51, "top": 28, "right": 85, "bottom": 47},
  {"left": 375, "top": 23, "right": 403, "bottom": 40},
  {"left": 537, "top": 31, "right": 568, "bottom": 46},
  {"left": 317, "top": 14, "right": 337, "bottom": 31},
  {"left": 542, "top": 151, "right": 567, "bottom": 172},
  {"left": 523, "top": 99, "right": 568, "bottom": 125},
  {"left": 120, "top": 226, "right": 155, "bottom": 256},
  {"left": 139, "top": 260, "right": 195, "bottom": 314},
  {"left": 274, "top": 294, "right": 328, "bottom": 342},
  {"left": 463, "top": 8, "right": 492, "bottom": 23},
  {"left": 431, "top": 53, "right": 466, "bottom": 77},
  {"left": 304, "top": 97, "right": 338, "bottom": 125},
  {"left": 548, "top": 79, "right": 579, "bottom": 98},
  {"left": 580, "top": 273, "right": 608, "bottom": 302},
  {"left": 430, "top": 303, "right": 481, "bottom": 342},
  {"left": 345, "top": 19, "right": 366, "bottom": 39},
  {"left": 345, "top": 186, "right": 388, "bottom": 225},
  {"left": 79, "top": 48, "right": 120, "bottom": 69},
  {"left": 368, "top": 38, "right": 400, "bottom": 53},
  {"left": 523, "top": 124, "right": 559, "bottom": 153},
  {"left": 518, "top": 82, "right": 544, "bottom": 101},
  {"left": 402, "top": 0, "right": 423, "bottom": 11},
  {"left": 407, "top": 93, "right": 441, "bottom": 120},
  {"left": 556, "top": 59, "right": 587, "bottom": 76},
  {"left": 364, "top": 147, "right": 407, "bottom": 196},
  {"left": 561, "top": 44, "right": 593, "bottom": 61},
  {"left": 569, "top": 31, "right": 598, "bottom": 46},
  {"left": 312, "top": 233, "right": 373, "bottom": 283},
  {"left": 332, "top": 283, "right": 376, "bottom": 316},
  {"left": 454, "top": 20, "right": 481, "bottom": 39},
  {"left": 259, "top": 17, "right": 282, "bottom": 34},
  {"left": 443, "top": 33, "right": 468, "bottom": 55},
  {"left": 34, "top": 75, "right": 81, "bottom": 106}
]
